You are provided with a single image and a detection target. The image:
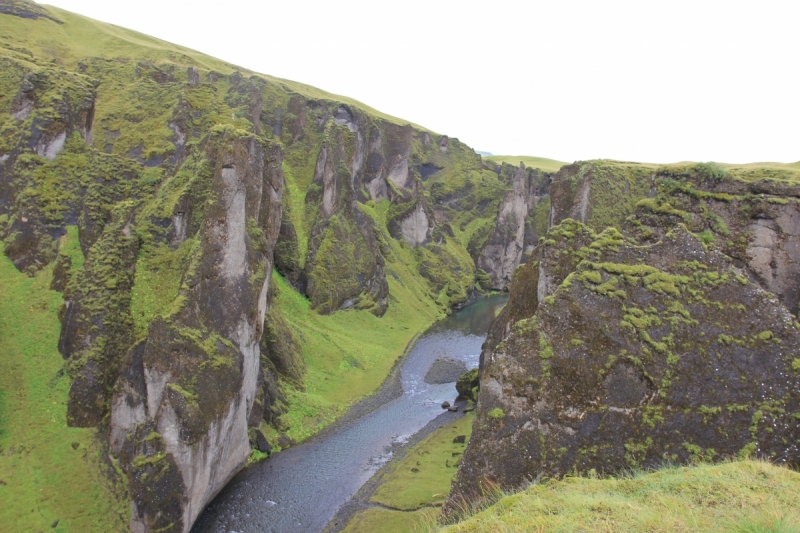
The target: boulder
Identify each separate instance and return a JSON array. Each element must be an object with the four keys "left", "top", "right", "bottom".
[
  {"left": 425, "top": 357, "right": 468, "bottom": 384},
  {"left": 255, "top": 431, "right": 272, "bottom": 455}
]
